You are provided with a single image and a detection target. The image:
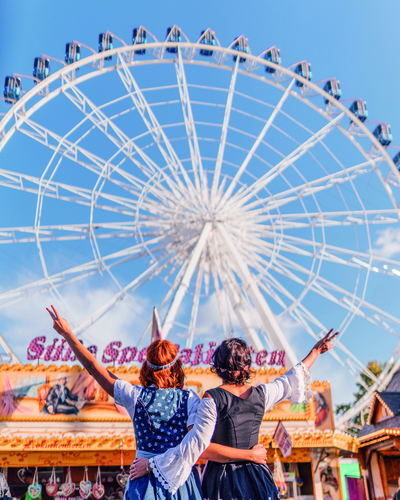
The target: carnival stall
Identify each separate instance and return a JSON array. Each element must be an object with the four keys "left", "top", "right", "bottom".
[{"left": 0, "top": 337, "right": 357, "bottom": 500}]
